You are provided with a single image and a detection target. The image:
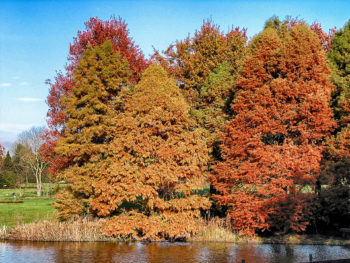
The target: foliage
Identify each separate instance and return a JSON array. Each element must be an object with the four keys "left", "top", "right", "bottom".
[
  {"left": 42, "top": 17, "right": 148, "bottom": 177},
  {"left": 92, "top": 64, "right": 210, "bottom": 240},
  {"left": 154, "top": 20, "right": 247, "bottom": 104},
  {"left": 264, "top": 16, "right": 336, "bottom": 53},
  {"left": 0, "top": 152, "right": 16, "bottom": 188},
  {"left": 191, "top": 62, "right": 236, "bottom": 163},
  {"left": 54, "top": 40, "right": 130, "bottom": 220},
  {"left": 211, "top": 24, "right": 335, "bottom": 236},
  {"left": 317, "top": 158, "right": 350, "bottom": 231},
  {"left": 317, "top": 20, "right": 350, "bottom": 232},
  {"left": 328, "top": 20, "right": 350, "bottom": 128}
]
